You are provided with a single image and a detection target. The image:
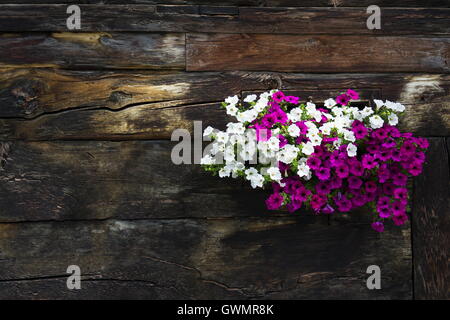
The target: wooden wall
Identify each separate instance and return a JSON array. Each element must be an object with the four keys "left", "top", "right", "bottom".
[{"left": 0, "top": 1, "right": 448, "bottom": 299}]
